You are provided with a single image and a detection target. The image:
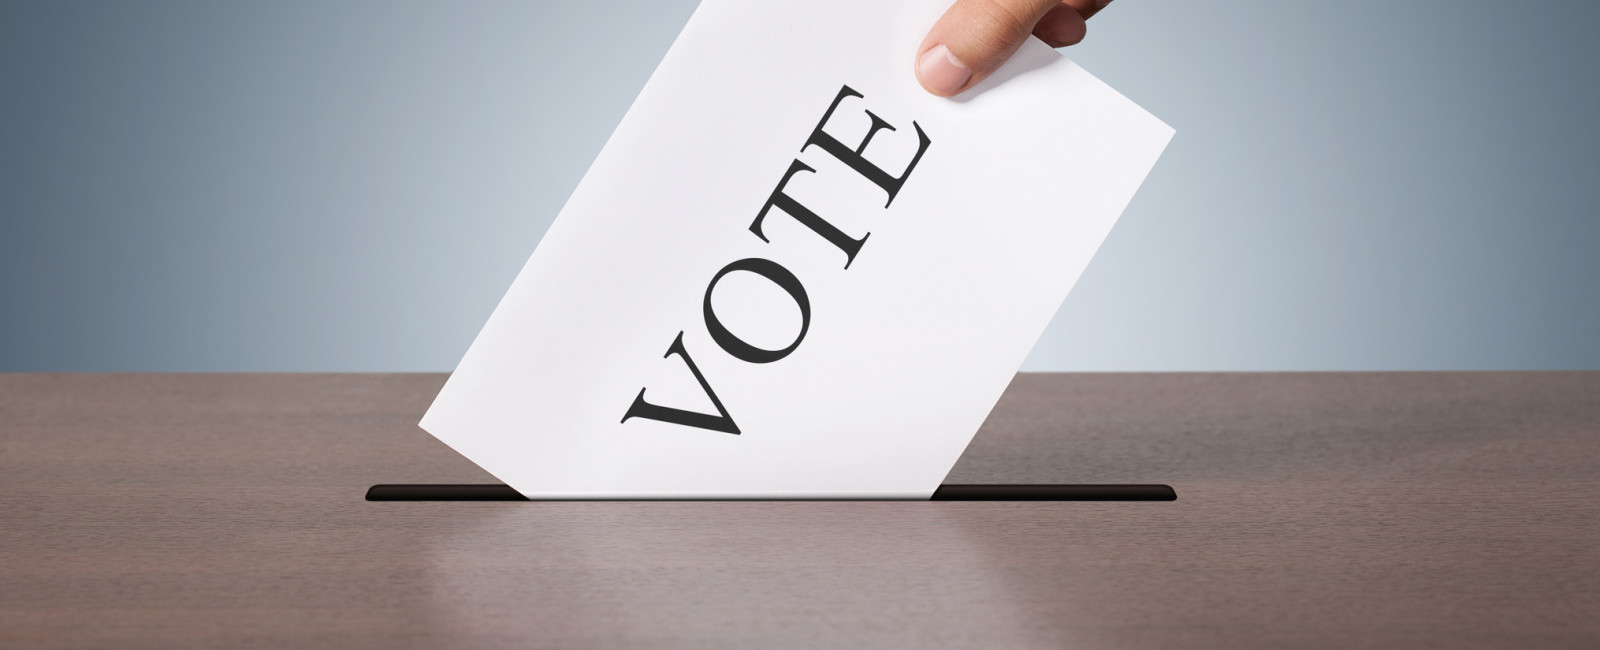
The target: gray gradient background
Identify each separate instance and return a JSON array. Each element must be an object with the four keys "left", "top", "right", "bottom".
[{"left": 2, "top": 1, "right": 1596, "bottom": 372}]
